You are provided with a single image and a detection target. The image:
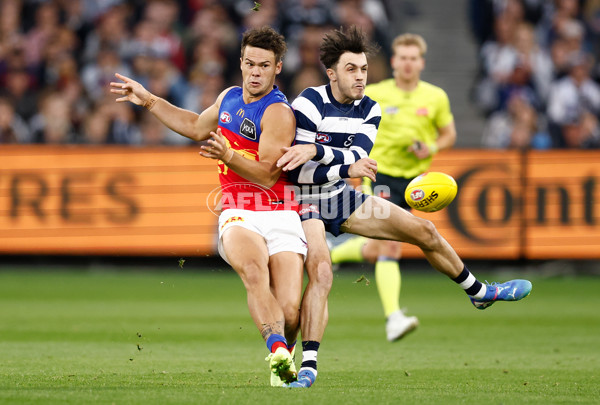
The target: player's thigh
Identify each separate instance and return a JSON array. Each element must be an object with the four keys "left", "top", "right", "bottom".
[
  {"left": 301, "top": 218, "right": 332, "bottom": 274},
  {"left": 269, "top": 251, "right": 304, "bottom": 307},
  {"left": 221, "top": 225, "right": 270, "bottom": 281},
  {"left": 341, "top": 196, "right": 428, "bottom": 245}
]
